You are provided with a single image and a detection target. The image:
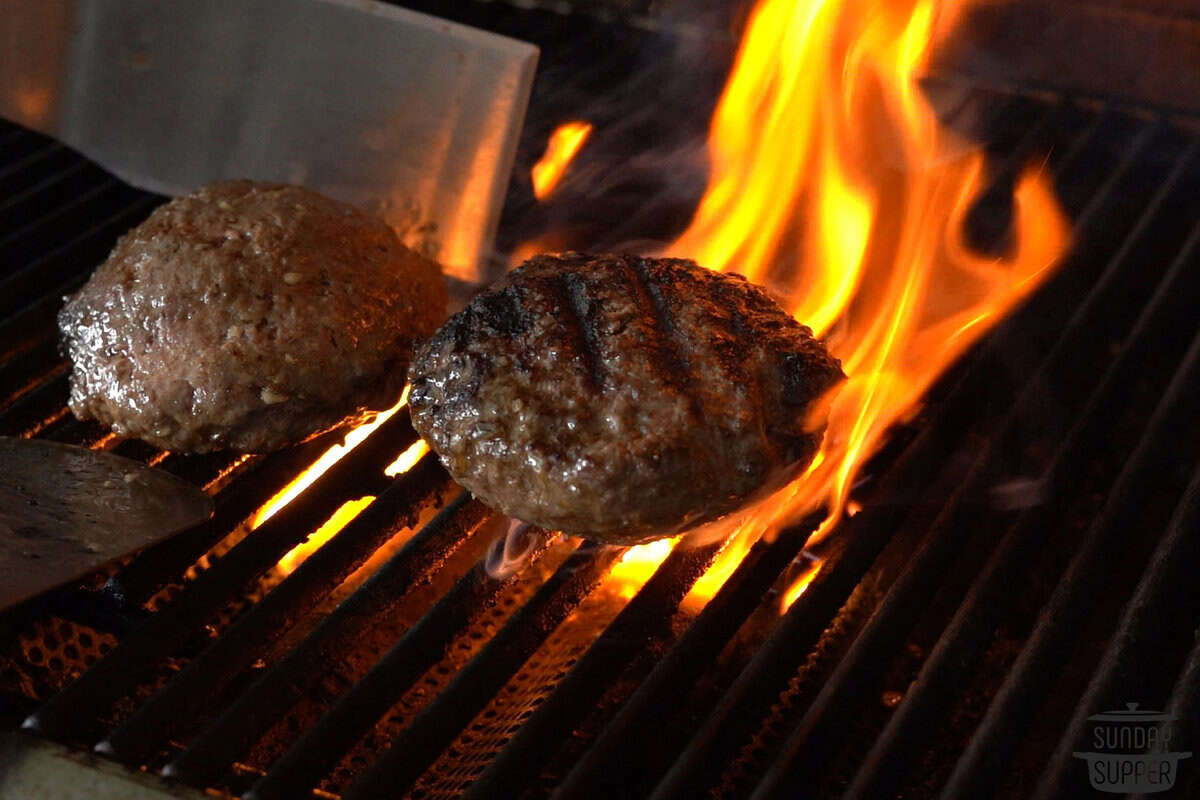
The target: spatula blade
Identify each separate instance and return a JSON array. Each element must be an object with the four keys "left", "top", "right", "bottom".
[{"left": 0, "top": 438, "right": 212, "bottom": 611}]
